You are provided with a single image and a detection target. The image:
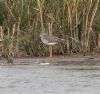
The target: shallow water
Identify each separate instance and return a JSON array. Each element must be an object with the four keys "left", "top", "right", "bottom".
[{"left": 0, "top": 63, "right": 100, "bottom": 94}]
